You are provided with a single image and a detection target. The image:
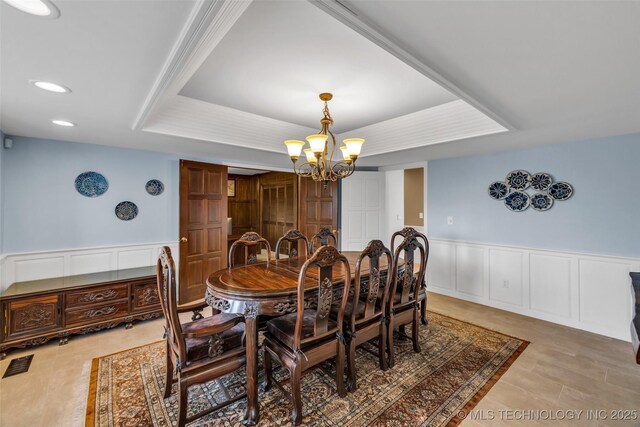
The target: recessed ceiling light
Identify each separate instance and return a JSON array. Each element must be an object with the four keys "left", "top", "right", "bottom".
[
  {"left": 30, "top": 80, "right": 71, "bottom": 93},
  {"left": 2, "top": 0, "right": 60, "bottom": 18},
  {"left": 52, "top": 120, "right": 76, "bottom": 127}
]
